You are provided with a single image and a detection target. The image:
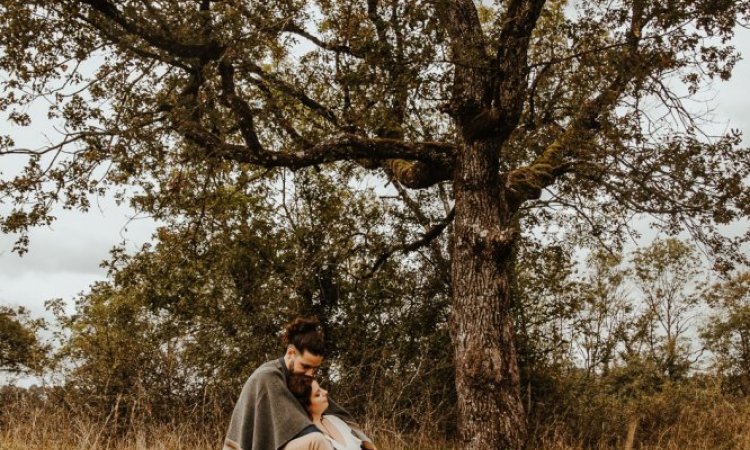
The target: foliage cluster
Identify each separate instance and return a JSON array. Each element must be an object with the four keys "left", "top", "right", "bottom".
[
  {"left": 34, "top": 168, "right": 455, "bottom": 437},
  {"left": 515, "top": 237, "right": 750, "bottom": 448},
  {"left": 0, "top": 305, "right": 47, "bottom": 374}
]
